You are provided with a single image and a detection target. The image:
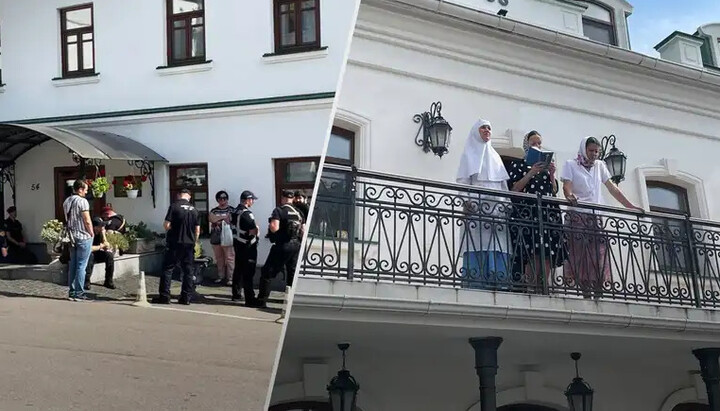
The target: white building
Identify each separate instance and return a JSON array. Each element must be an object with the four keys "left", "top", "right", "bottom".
[
  {"left": 270, "top": 1, "right": 720, "bottom": 410},
  {"left": 0, "top": 0, "right": 358, "bottom": 265}
]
